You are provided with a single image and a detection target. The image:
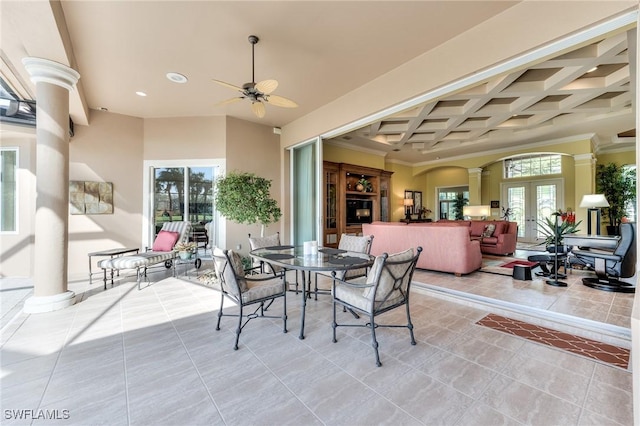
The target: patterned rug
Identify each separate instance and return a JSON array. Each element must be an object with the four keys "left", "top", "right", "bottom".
[
  {"left": 480, "top": 256, "right": 527, "bottom": 276},
  {"left": 477, "top": 313, "right": 630, "bottom": 369},
  {"left": 500, "top": 259, "right": 539, "bottom": 269}
]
